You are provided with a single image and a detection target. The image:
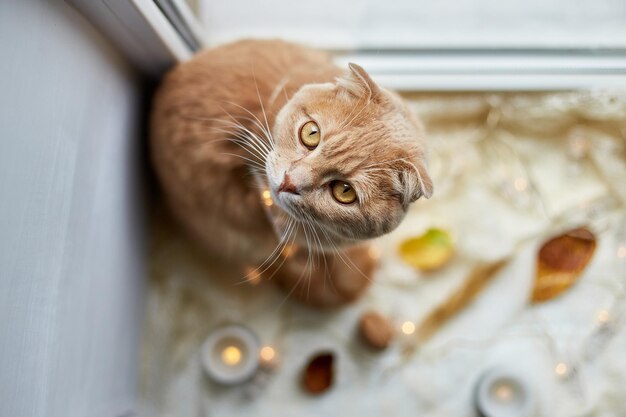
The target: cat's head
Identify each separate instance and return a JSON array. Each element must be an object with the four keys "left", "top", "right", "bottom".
[{"left": 266, "top": 63, "right": 432, "bottom": 245}]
